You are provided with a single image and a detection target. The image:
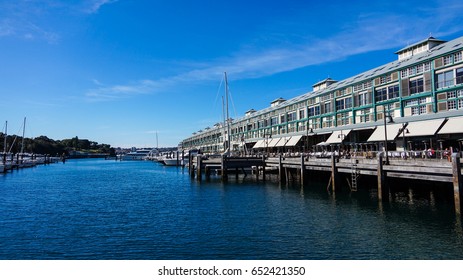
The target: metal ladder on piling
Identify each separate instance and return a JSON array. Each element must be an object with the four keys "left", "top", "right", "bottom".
[{"left": 350, "top": 149, "right": 359, "bottom": 191}]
